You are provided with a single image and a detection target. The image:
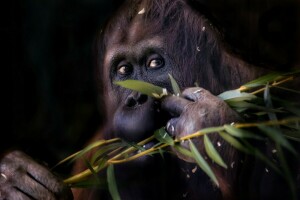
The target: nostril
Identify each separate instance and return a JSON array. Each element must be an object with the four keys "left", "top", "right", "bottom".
[
  {"left": 125, "top": 96, "right": 137, "bottom": 107},
  {"left": 137, "top": 94, "right": 148, "bottom": 104},
  {"left": 125, "top": 93, "right": 148, "bottom": 107}
]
